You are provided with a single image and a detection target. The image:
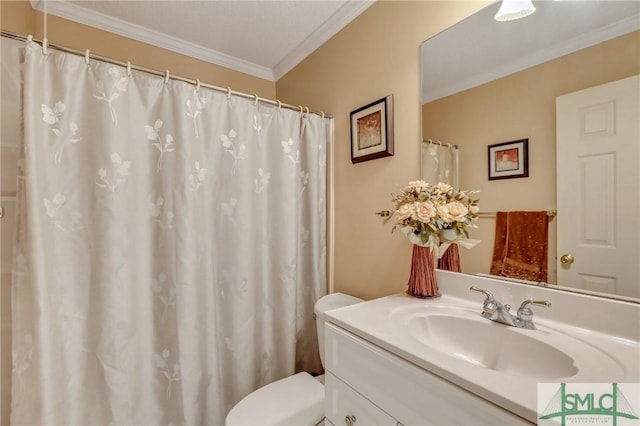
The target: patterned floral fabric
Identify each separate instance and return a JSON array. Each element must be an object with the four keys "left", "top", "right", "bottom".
[
  {"left": 12, "top": 39, "right": 328, "bottom": 425},
  {"left": 420, "top": 142, "right": 459, "bottom": 188}
]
